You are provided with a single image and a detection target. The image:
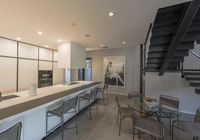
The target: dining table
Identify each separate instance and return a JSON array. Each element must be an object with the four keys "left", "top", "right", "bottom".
[{"left": 128, "top": 95, "right": 161, "bottom": 122}]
